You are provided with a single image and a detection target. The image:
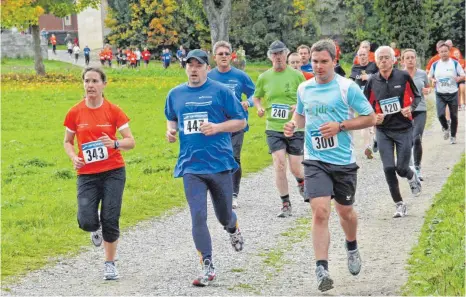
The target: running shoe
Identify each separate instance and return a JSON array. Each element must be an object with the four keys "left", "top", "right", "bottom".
[
  {"left": 229, "top": 228, "right": 244, "bottom": 252},
  {"left": 415, "top": 167, "right": 424, "bottom": 181},
  {"left": 298, "top": 181, "right": 305, "bottom": 200},
  {"left": 232, "top": 196, "right": 238, "bottom": 209},
  {"left": 104, "top": 261, "right": 119, "bottom": 280},
  {"left": 346, "top": 247, "right": 362, "bottom": 276},
  {"left": 450, "top": 137, "right": 457, "bottom": 144},
  {"left": 408, "top": 172, "right": 422, "bottom": 197},
  {"left": 364, "top": 146, "right": 374, "bottom": 159},
  {"left": 192, "top": 259, "right": 216, "bottom": 287},
  {"left": 393, "top": 202, "right": 407, "bottom": 218},
  {"left": 315, "top": 265, "right": 334, "bottom": 292},
  {"left": 277, "top": 202, "right": 292, "bottom": 218},
  {"left": 91, "top": 227, "right": 103, "bottom": 247},
  {"left": 443, "top": 128, "right": 450, "bottom": 140}
]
